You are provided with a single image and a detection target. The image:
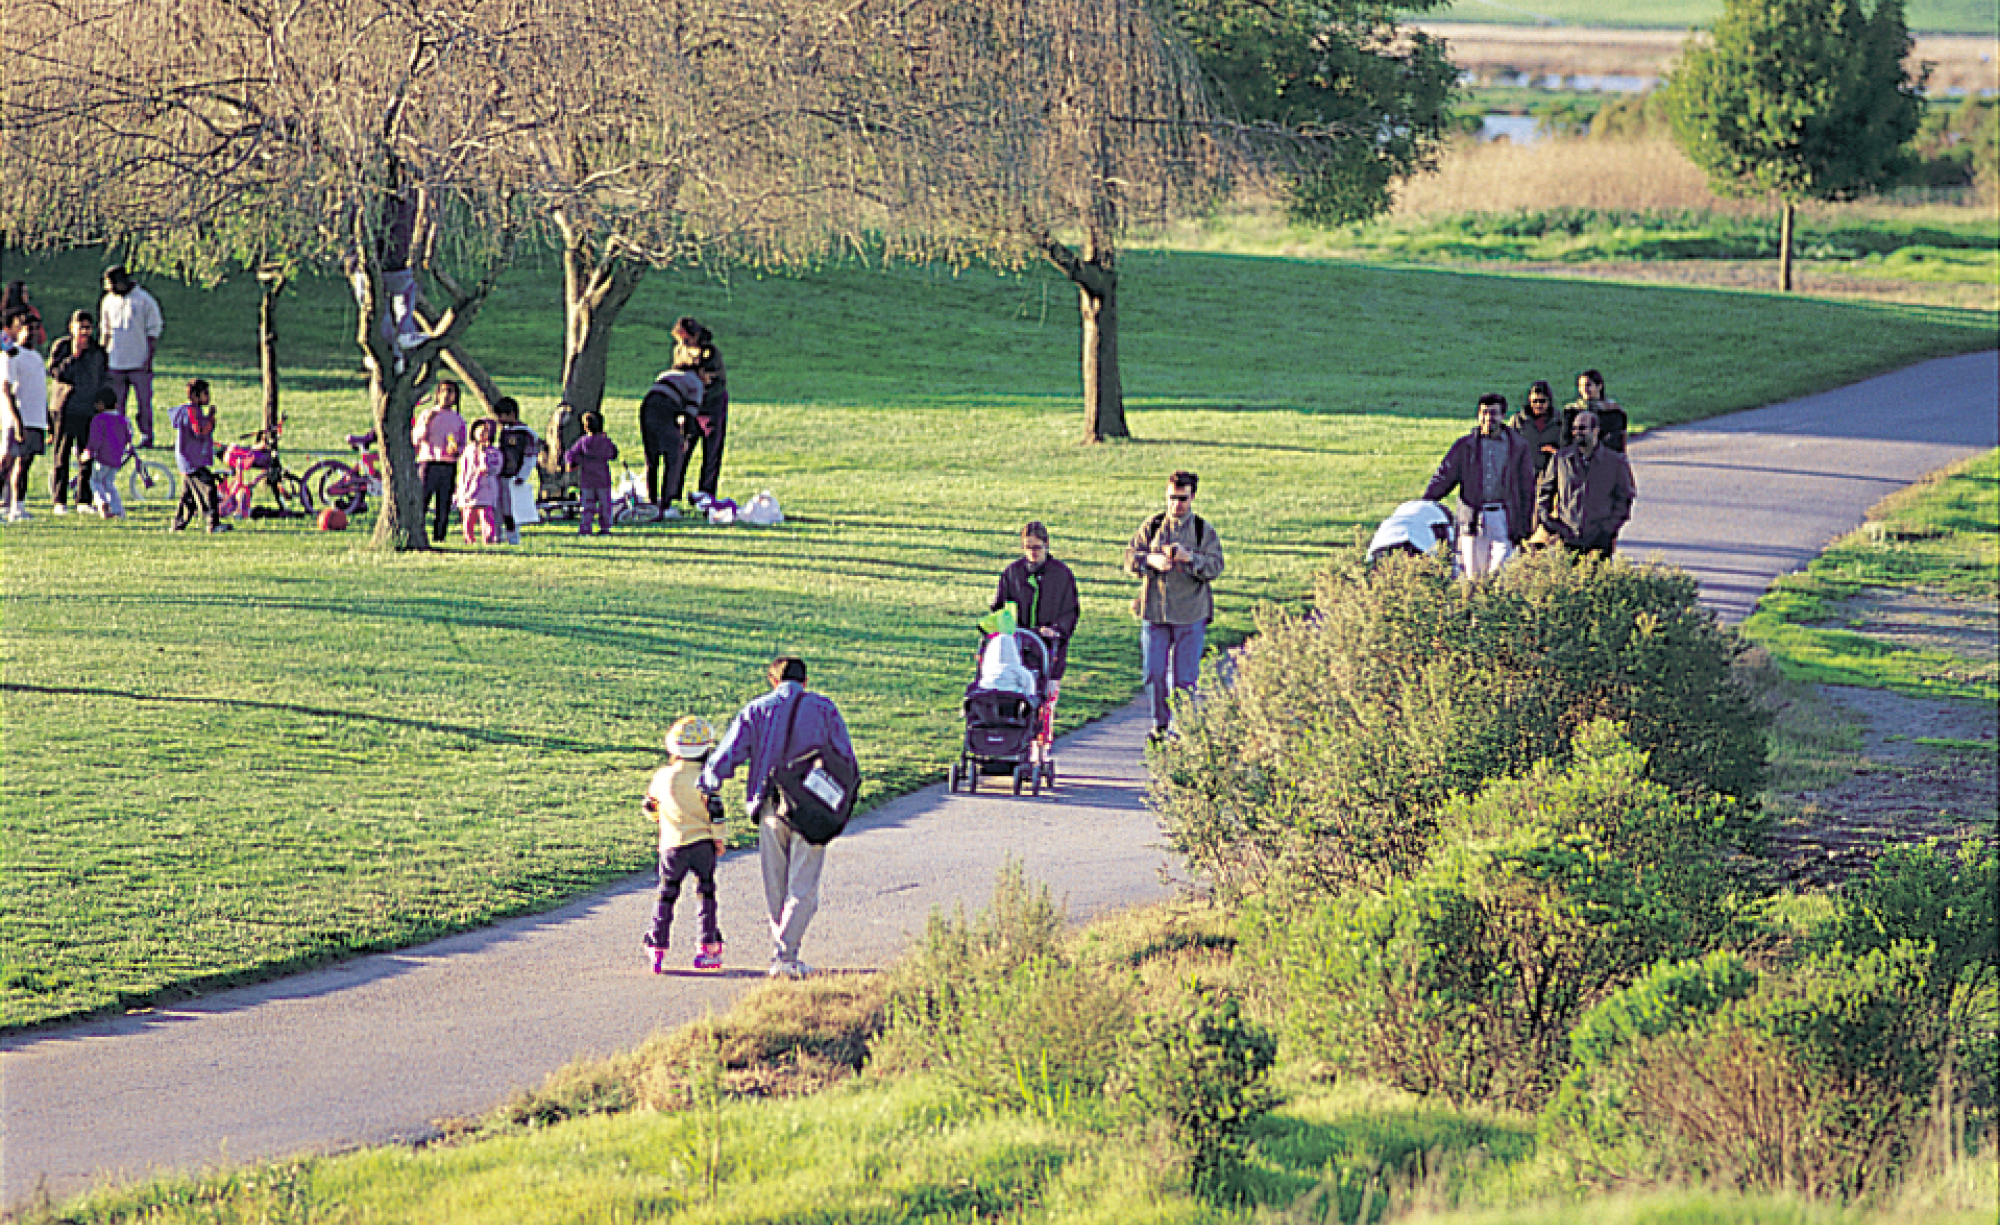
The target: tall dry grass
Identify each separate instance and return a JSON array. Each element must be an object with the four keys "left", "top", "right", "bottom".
[{"left": 1390, "top": 135, "right": 1753, "bottom": 217}]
